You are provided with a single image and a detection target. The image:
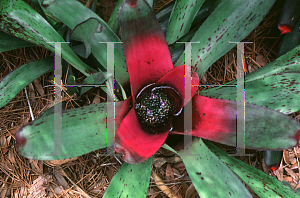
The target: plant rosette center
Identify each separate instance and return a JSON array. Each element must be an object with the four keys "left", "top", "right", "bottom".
[{"left": 134, "top": 84, "right": 181, "bottom": 134}]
